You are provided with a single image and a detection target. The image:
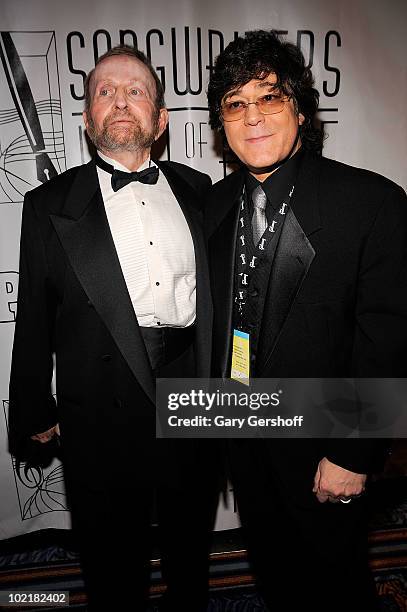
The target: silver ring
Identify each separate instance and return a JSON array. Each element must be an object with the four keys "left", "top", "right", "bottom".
[{"left": 339, "top": 498, "right": 352, "bottom": 504}]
